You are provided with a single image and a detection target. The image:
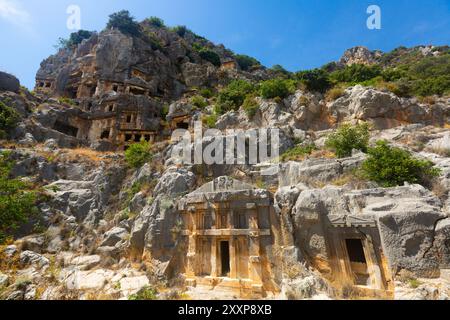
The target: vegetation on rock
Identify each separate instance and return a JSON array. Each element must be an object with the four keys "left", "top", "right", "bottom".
[
  {"left": 362, "top": 140, "right": 441, "bottom": 187},
  {"left": 0, "top": 100, "right": 20, "bottom": 139},
  {"left": 0, "top": 152, "right": 38, "bottom": 243},
  {"left": 325, "top": 123, "right": 370, "bottom": 158},
  {"left": 107, "top": 10, "right": 141, "bottom": 37},
  {"left": 216, "top": 80, "right": 255, "bottom": 114},
  {"left": 125, "top": 140, "right": 153, "bottom": 168}
]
